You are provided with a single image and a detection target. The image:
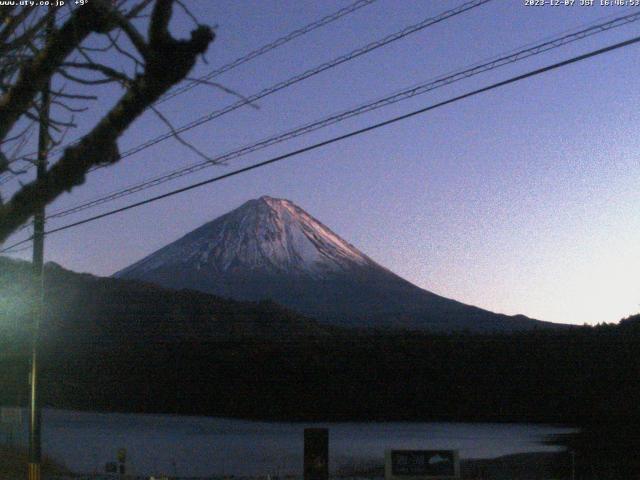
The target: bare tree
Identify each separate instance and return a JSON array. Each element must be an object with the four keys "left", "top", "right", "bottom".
[{"left": 0, "top": 0, "right": 214, "bottom": 244}]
